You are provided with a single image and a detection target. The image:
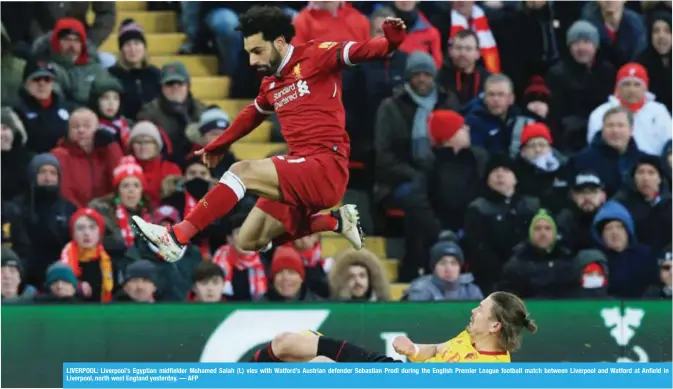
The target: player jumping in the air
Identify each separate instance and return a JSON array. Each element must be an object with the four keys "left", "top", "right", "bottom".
[
  {"left": 131, "top": 6, "right": 408, "bottom": 261},
  {"left": 252, "top": 292, "right": 537, "bottom": 363}
]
